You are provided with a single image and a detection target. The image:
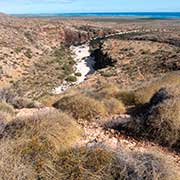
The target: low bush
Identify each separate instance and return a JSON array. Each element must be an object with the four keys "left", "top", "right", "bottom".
[
  {"left": 75, "top": 72, "right": 82, "bottom": 77},
  {"left": 96, "top": 82, "right": 120, "bottom": 99},
  {"left": 144, "top": 86, "right": 180, "bottom": 148},
  {"left": 53, "top": 93, "right": 107, "bottom": 121},
  {"left": 121, "top": 85, "right": 180, "bottom": 150},
  {"left": 55, "top": 147, "right": 113, "bottom": 180},
  {"left": 95, "top": 82, "right": 135, "bottom": 106},
  {"left": 0, "top": 139, "right": 36, "bottom": 180},
  {"left": 0, "top": 88, "right": 16, "bottom": 104},
  {"left": 116, "top": 90, "right": 136, "bottom": 105},
  {"left": 66, "top": 75, "right": 77, "bottom": 82},
  {"left": 0, "top": 112, "right": 179, "bottom": 180},
  {"left": 2, "top": 108, "right": 82, "bottom": 151},
  {"left": 0, "top": 101, "right": 15, "bottom": 122},
  {"left": 24, "top": 49, "right": 32, "bottom": 59},
  {"left": 100, "top": 70, "right": 115, "bottom": 77},
  {"left": 0, "top": 88, "right": 43, "bottom": 109},
  {"left": 0, "top": 108, "right": 82, "bottom": 179},
  {"left": 10, "top": 97, "right": 44, "bottom": 109},
  {"left": 103, "top": 98, "right": 126, "bottom": 114},
  {"left": 0, "top": 142, "right": 178, "bottom": 180},
  {"left": 0, "top": 101, "right": 15, "bottom": 116},
  {"left": 147, "top": 97, "right": 180, "bottom": 148},
  {"left": 63, "top": 63, "right": 74, "bottom": 75},
  {"left": 134, "top": 71, "right": 180, "bottom": 104},
  {"left": 0, "top": 107, "right": 82, "bottom": 179},
  {"left": 112, "top": 151, "right": 180, "bottom": 180},
  {"left": 54, "top": 147, "right": 180, "bottom": 180}
]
